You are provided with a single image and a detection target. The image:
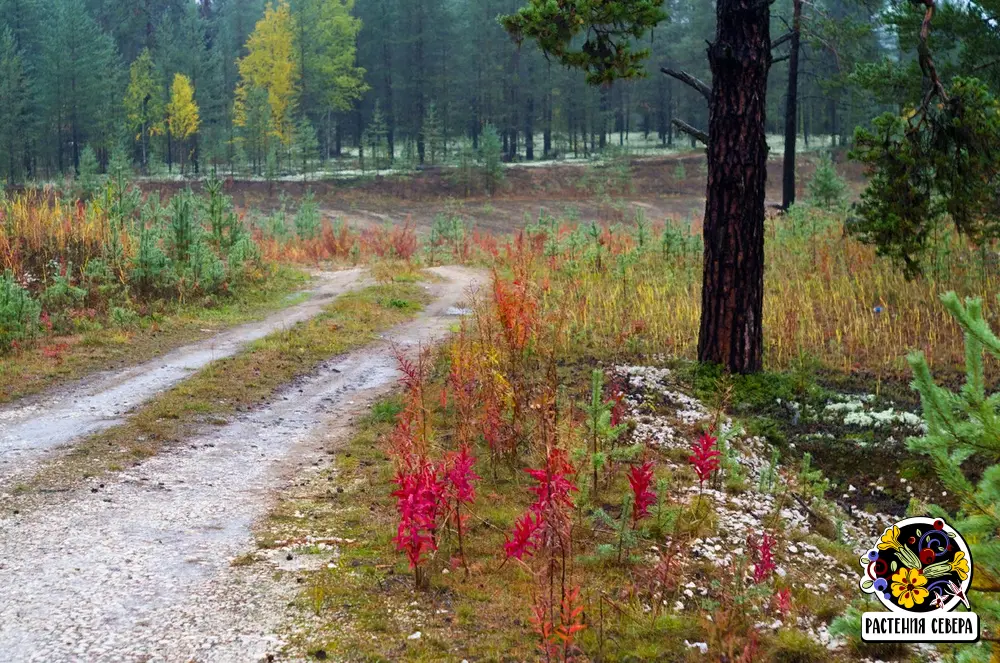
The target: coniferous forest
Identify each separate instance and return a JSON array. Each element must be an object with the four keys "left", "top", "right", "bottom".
[{"left": 0, "top": 0, "right": 935, "bottom": 181}]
